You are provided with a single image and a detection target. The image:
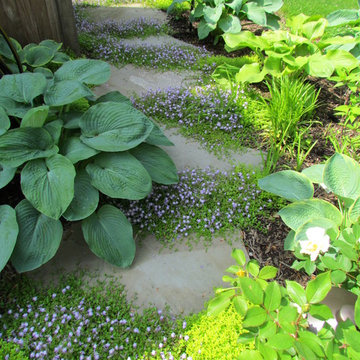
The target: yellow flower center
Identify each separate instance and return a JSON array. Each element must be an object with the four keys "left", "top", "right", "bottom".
[{"left": 236, "top": 270, "right": 246, "bottom": 277}]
